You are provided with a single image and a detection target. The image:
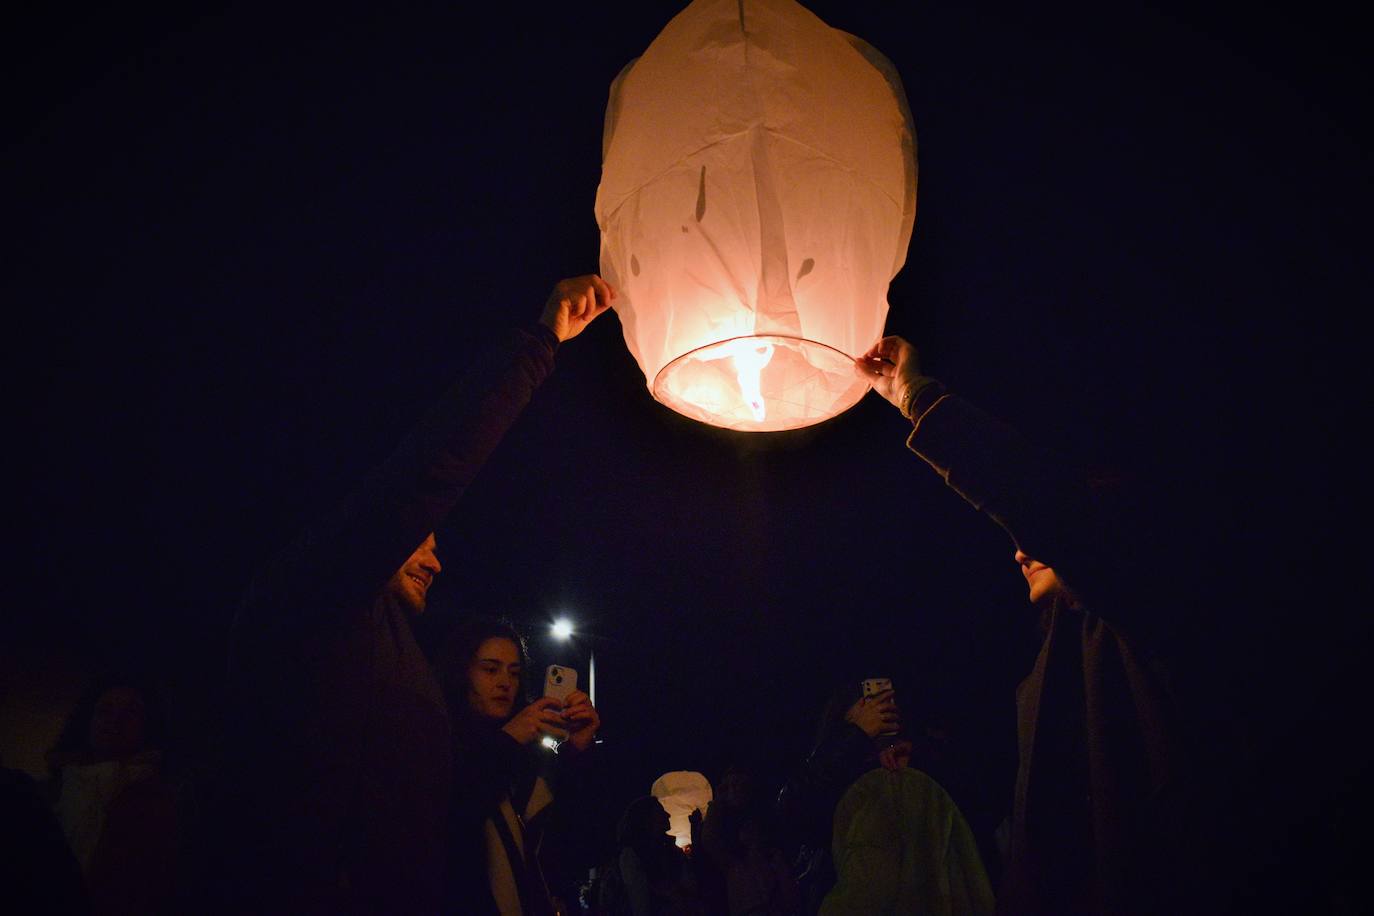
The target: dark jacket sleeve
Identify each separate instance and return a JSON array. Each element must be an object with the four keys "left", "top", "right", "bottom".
[
  {"left": 443, "top": 723, "right": 532, "bottom": 913},
  {"left": 238, "top": 325, "right": 558, "bottom": 644},
  {"left": 453, "top": 725, "right": 530, "bottom": 820},
  {"left": 545, "top": 739, "right": 595, "bottom": 799},
  {"left": 904, "top": 381, "right": 1135, "bottom": 631},
  {"left": 452, "top": 724, "right": 592, "bottom": 824},
  {"left": 776, "top": 723, "right": 874, "bottom": 853}
]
